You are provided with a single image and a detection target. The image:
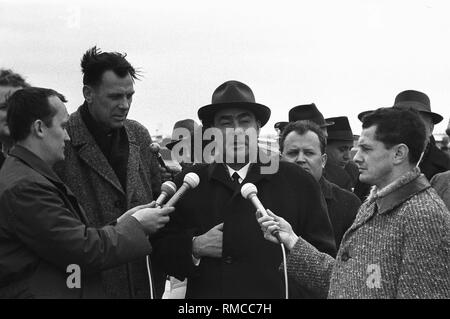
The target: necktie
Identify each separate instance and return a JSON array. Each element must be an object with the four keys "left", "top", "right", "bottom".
[{"left": 232, "top": 172, "right": 241, "bottom": 189}]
